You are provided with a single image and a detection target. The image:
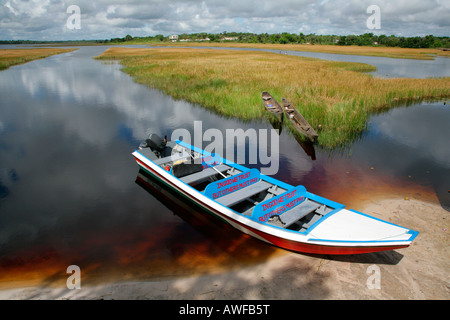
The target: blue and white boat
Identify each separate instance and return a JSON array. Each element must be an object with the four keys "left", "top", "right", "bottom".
[{"left": 132, "top": 134, "right": 418, "bottom": 255}]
